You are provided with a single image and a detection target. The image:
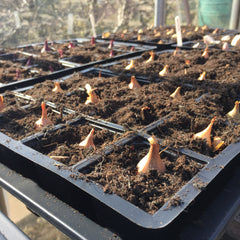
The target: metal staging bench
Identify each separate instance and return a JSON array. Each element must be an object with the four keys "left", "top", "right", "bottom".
[
  {"left": 0, "top": 155, "right": 239, "bottom": 240},
  {"left": 0, "top": 210, "right": 30, "bottom": 240}
]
